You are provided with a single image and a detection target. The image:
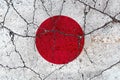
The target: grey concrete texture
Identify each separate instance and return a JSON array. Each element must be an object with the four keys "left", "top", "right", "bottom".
[{"left": 0, "top": 0, "right": 120, "bottom": 80}]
